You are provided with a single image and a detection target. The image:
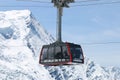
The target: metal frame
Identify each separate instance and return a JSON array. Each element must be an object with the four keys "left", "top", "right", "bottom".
[{"left": 51, "top": 0, "right": 74, "bottom": 42}]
